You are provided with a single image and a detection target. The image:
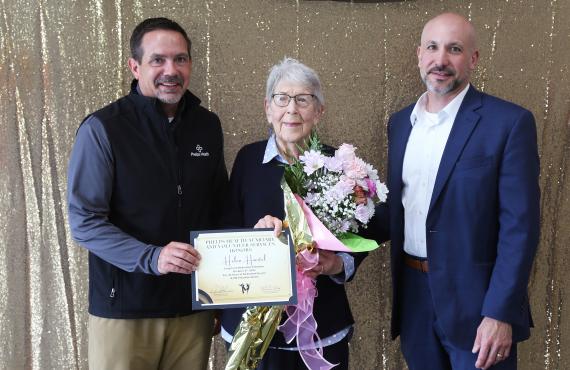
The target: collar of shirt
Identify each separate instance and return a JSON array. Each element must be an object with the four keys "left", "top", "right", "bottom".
[
  {"left": 263, "top": 134, "right": 288, "bottom": 164},
  {"left": 409, "top": 83, "right": 471, "bottom": 127}
]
